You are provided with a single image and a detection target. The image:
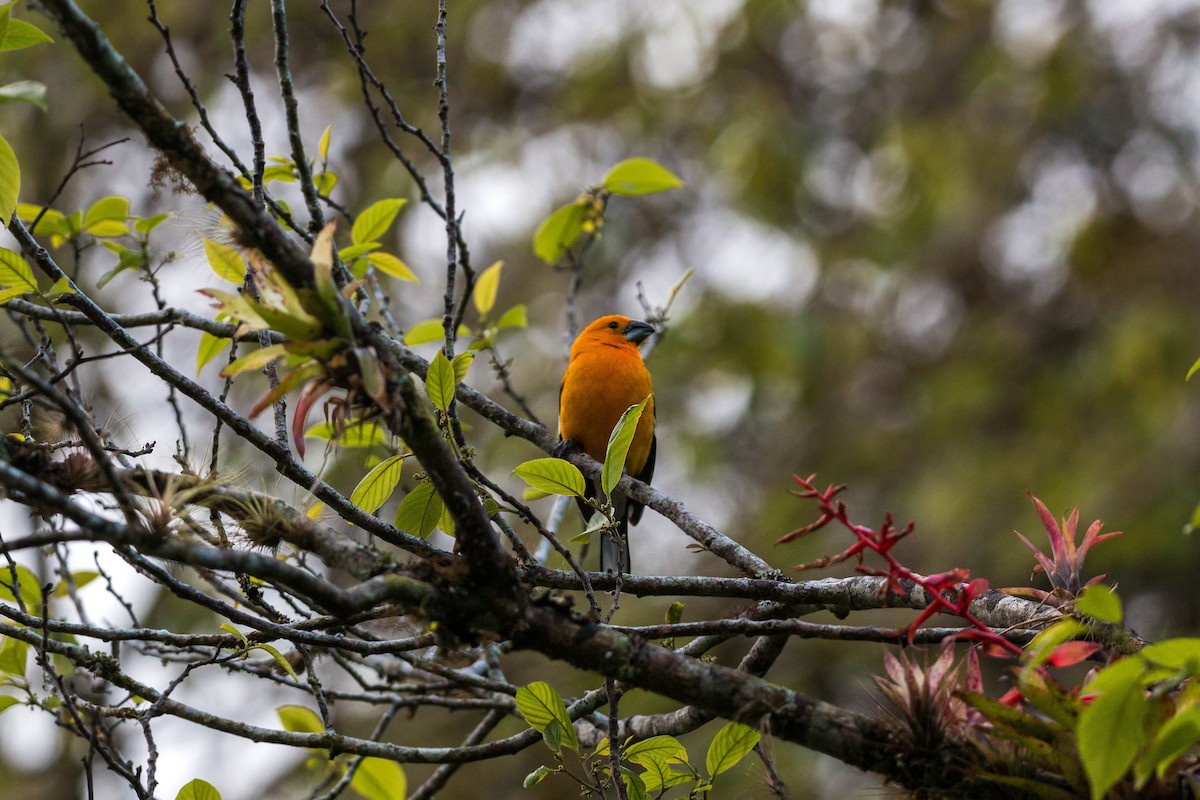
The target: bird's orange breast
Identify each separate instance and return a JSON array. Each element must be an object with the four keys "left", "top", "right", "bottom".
[{"left": 559, "top": 343, "right": 655, "bottom": 475}]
